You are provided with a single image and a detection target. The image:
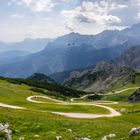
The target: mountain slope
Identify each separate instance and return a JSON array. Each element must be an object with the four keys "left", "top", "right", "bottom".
[
  {"left": 26, "top": 73, "right": 56, "bottom": 84},
  {"left": 0, "top": 50, "right": 29, "bottom": 65},
  {"left": 0, "top": 46, "right": 124, "bottom": 78},
  {"left": 10, "top": 38, "right": 52, "bottom": 53},
  {"left": 0, "top": 42, "right": 9, "bottom": 53},
  {"left": 45, "top": 23, "right": 140, "bottom": 50},
  {"left": 116, "top": 46, "right": 140, "bottom": 69},
  {"left": 63, "top": 45, "right": 140, "bottom": 92},
  {"left": 0, "top": 38, "right": 52, "bottom": 53},
  {"left": 63, "top": 61, "right": 136, "bottom": 92},
  {"left": 0, "top": 24, "right": 140, "bottom": 77}
]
